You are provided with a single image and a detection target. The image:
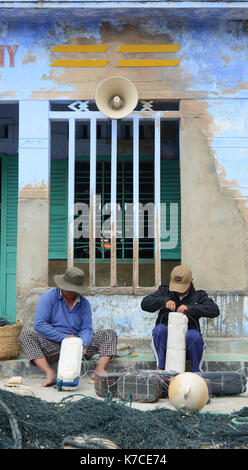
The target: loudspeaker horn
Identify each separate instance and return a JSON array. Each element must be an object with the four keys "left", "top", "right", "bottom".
[{"left": 95, "top": 76, "right": 138, "bottom": 119}]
